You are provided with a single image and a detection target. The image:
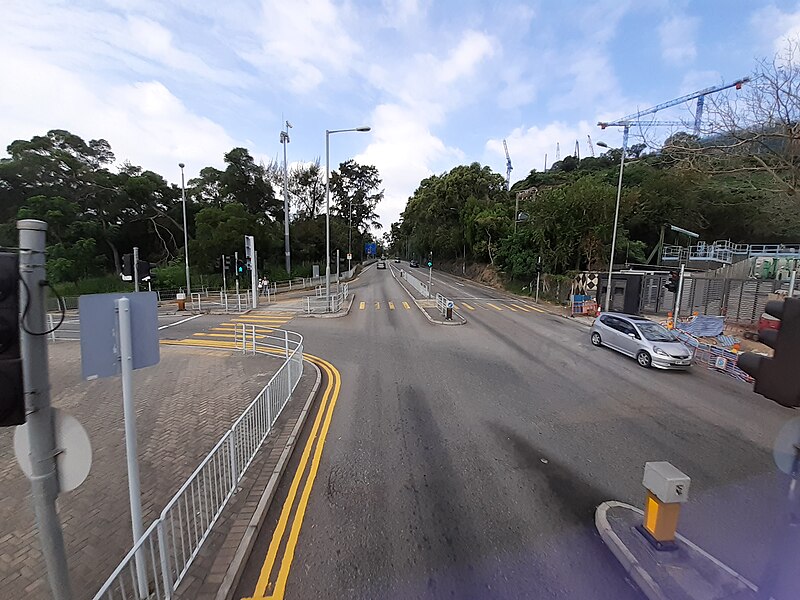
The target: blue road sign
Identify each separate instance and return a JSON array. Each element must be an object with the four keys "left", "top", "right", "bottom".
[{"left": 365, "top": 242, "right": 377, "bottom": 256}]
